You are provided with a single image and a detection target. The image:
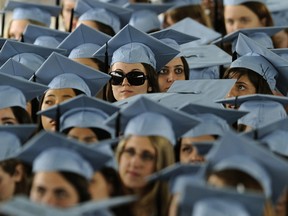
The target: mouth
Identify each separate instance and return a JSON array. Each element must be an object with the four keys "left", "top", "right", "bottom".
[{"left": 127, "top": 171, "right": 140, "bottom": 177}]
